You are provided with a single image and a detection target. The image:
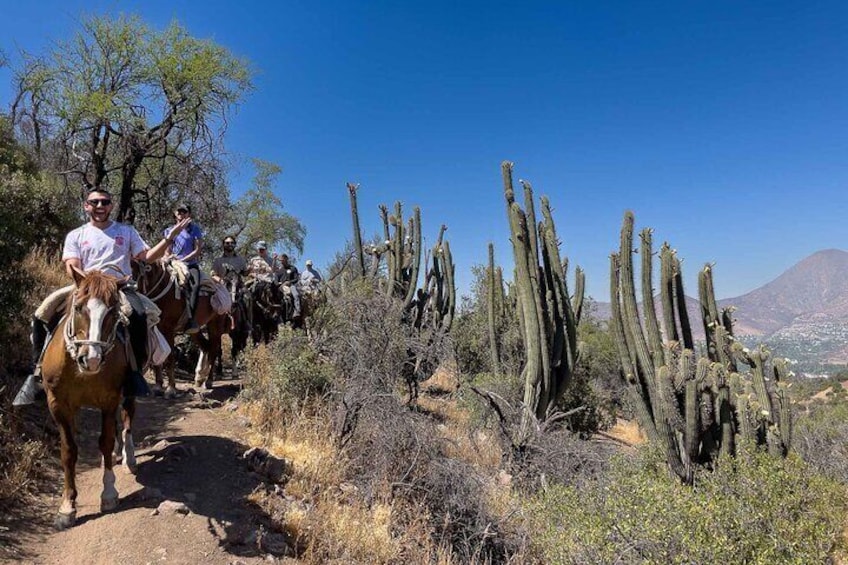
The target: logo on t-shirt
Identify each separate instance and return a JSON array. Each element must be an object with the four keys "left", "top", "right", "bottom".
[{"left": 115, "top": 236, "right": 125, "bottom": 246}]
